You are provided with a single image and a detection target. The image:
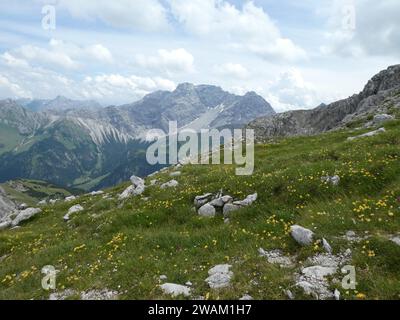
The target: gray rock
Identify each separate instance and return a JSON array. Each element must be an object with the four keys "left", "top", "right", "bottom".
[
  {"left": 373, "top": 114, "right": 394, "bottom": 125},
  {"left": 205, "top": 264, "right": 233, "bottom": 289},
  {"left": 64, "top": 204, "right": 84, "bottom": 221},
  {"left": 18, "top": 203, "right": 28, "bottom": 210},
  {"left": 194, "top": 193, "right": 213, "bottom": 208},
  {"left": 390, "top": 236, "right": 400, "bottom": 246},
  {"left": 170, "top": 171, "right": 181, "bottom": 177},
  {"left": 290, "top": 225, "right": 314, "bottom": 246},
  {"left": 130, "top": 175, "right": 145, "bottom": 187},
  {"left": 38, "top": 200, "right": 47, "bottom": 205},
  {"left": 258, "top": 248, "right": 295, "bottom": 268},
  {"left": 90, "top": 190, "right": 104, "bottom": 196},
  {"left": 248, "top": 65, "right": 400, "bottom": 141},
  {"left": 0, "top": 186, "right": 17, "bottom": 222},
  {"left": 11, "top": 208, "right": 42, "bottom": 227},
  {"left": 65, "top": 195, "right": 76, "bottom": 202},
  {"left": 198, "top": 203, "right": 216, "bottom": 217},
  {"left": 223, "top": 203, "right": 241, "bottom": 217},
  {"left": 233, "top": 193, "right": 258, "bottom": 206},
  {"left": 284, "top": 289, "right": 295, "bottom": 300},
  {"left": 347, "top": 127, "right": 386, "bottom": 141},
  {"left": 49, "top": 289, "right": 76, "bottom": 300},
  {"left": 159, "top": 275, "right": 168, "bottom": 281},
  {"left": 334, "top": 289, "right": 341, "bottom": 301},
  {"left": 209, "top": 195, "right": 233, "bottom": 207},
  {"left": 239, "top": 294, "right": 253, "bottom": 300},
  {"left": 81, "top": 289, "right": 119, "bottom": 300},
  {"left": 0, "top": 219, "right": 12, "bottom": 230},
  {"left": 160, "top": 283, "right": 191, "bottom": 297},
  {"left": 321, "top": 175, "right": 340, "bottom": 186},
  {"left": 160, "top": 180, "right": 179, "bottom": 189},
  {"left": 322, "top": 238, "right": 332, "bottom": 254},
  {"left": 185, "top": 281, "right": 193, "bottom": 287}
]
